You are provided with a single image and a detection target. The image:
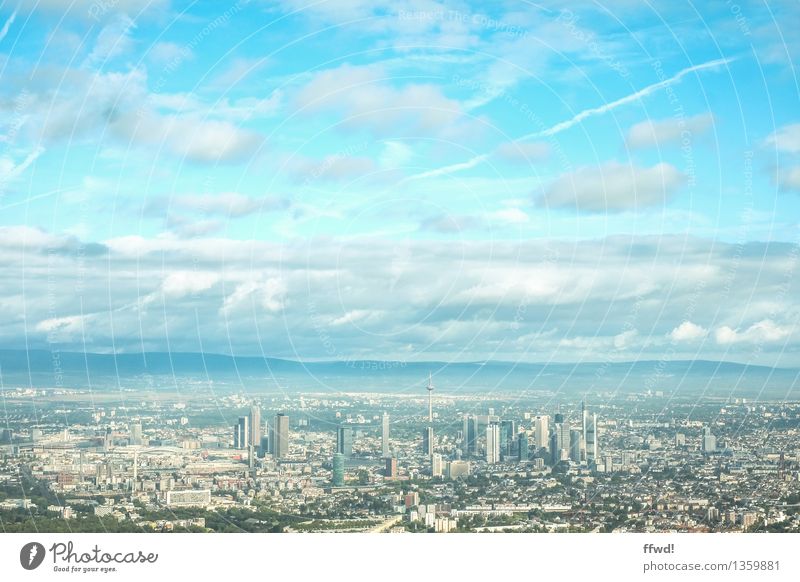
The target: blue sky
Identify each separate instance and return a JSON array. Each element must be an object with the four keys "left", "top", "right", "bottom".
[{"left": 0, "top": 0, "right": 799, "bottom": 366}]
